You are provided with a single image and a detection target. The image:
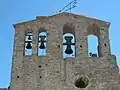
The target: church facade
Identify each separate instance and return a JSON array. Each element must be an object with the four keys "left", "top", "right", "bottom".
[{"left": 1, "top": 12, "right": 120, "bottom": 90}]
